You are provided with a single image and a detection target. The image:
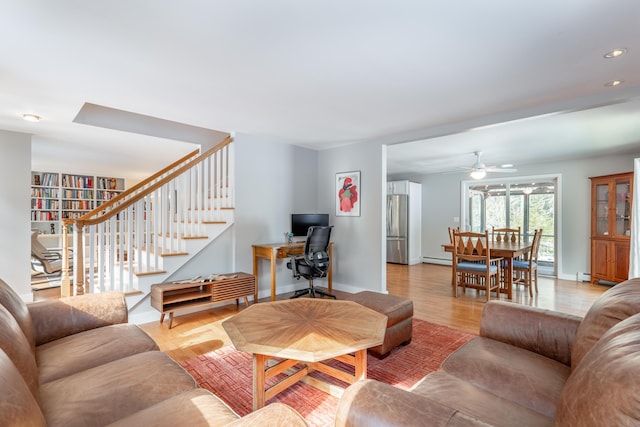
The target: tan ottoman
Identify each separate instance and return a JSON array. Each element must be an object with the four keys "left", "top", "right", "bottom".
[{"left": 343, "top": 291, "right": 413, "bottom": 358}]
